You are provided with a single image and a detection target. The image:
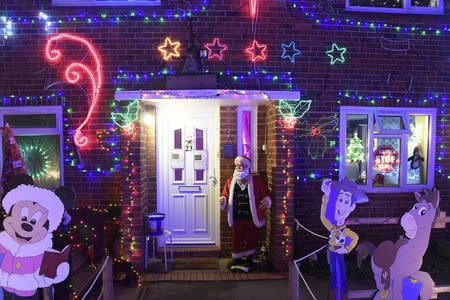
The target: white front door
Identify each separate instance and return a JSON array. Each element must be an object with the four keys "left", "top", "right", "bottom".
[{"left": 159, "top": 106, "right": 218, "bottom": 245}]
